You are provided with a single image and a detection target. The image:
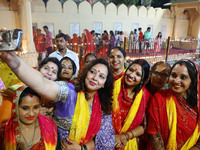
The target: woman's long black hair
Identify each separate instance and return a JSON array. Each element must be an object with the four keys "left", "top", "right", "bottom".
[
  {"left": 171, "top": 60, "right": 197, "bottom": 107},
  {"left": 75, "top": 59, "right": 113, "bottom": 114}
]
